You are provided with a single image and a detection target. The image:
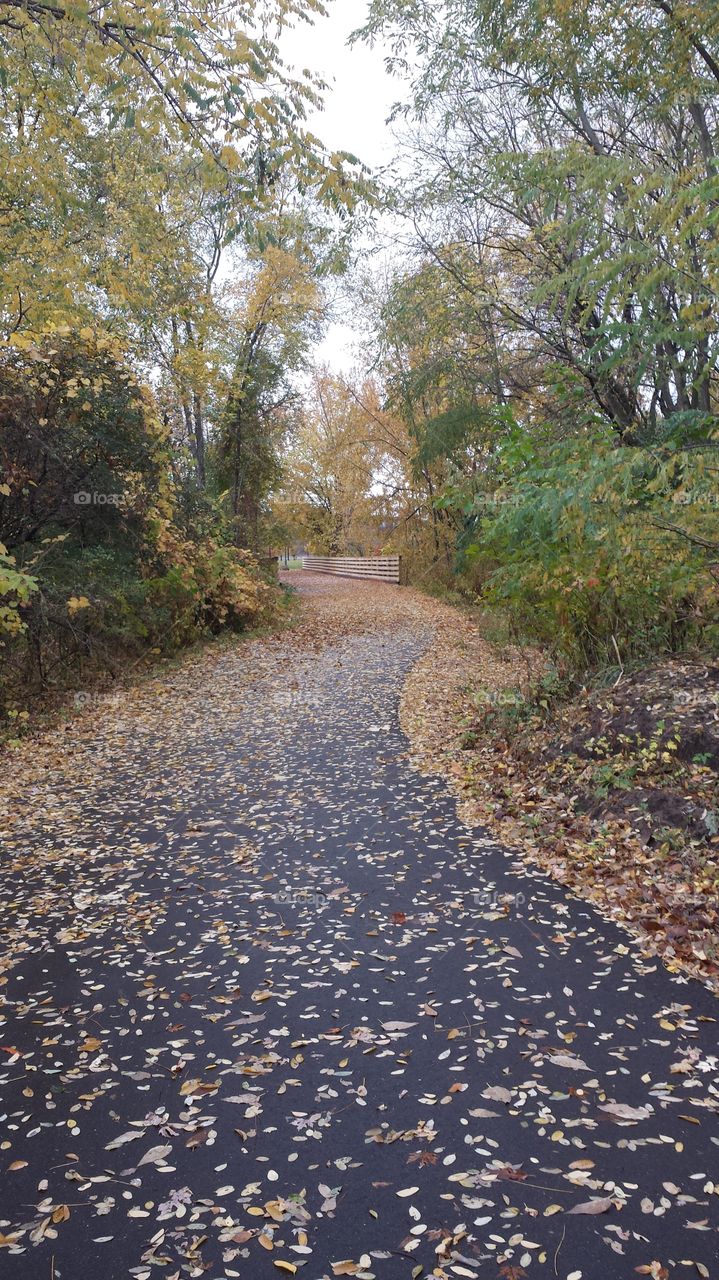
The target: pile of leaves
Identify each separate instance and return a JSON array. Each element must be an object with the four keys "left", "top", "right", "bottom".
[{"left": 401, "top": 610, "right": 719, "bottom": 993}]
